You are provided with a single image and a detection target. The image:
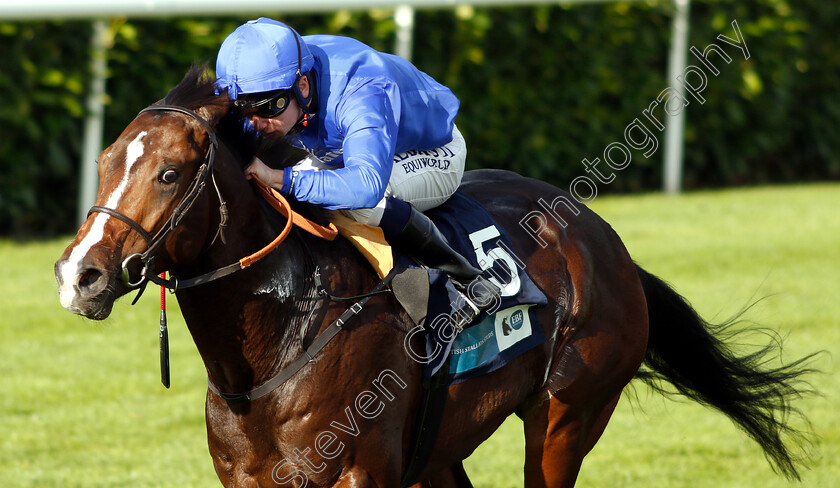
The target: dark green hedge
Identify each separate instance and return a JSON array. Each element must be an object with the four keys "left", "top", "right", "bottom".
[{"left": 1, "top": 1, "right": 838, "bottom": 236}]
